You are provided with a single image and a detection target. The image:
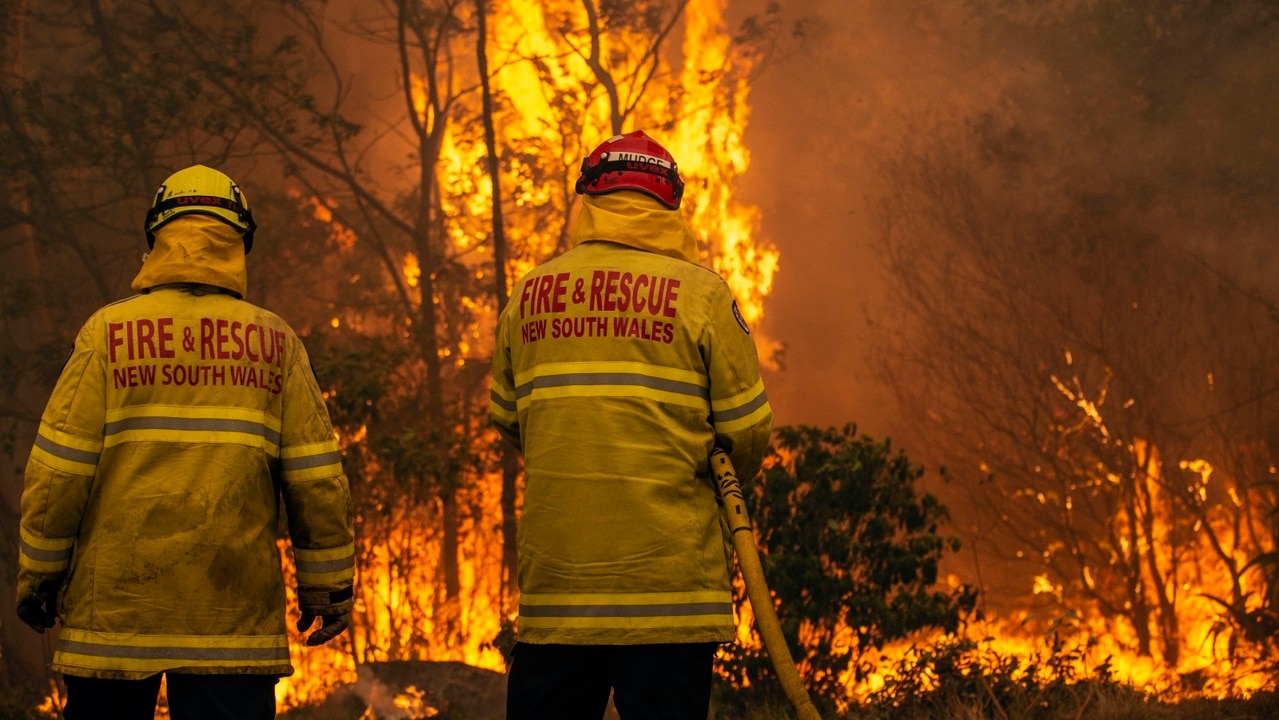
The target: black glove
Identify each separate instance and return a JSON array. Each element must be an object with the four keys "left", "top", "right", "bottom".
[
  {"left": 17, "top": 590, "right": 58, "bottom": 633},
  {"left": 297, "top": 611, "right": 350, "bottom": 646}
]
